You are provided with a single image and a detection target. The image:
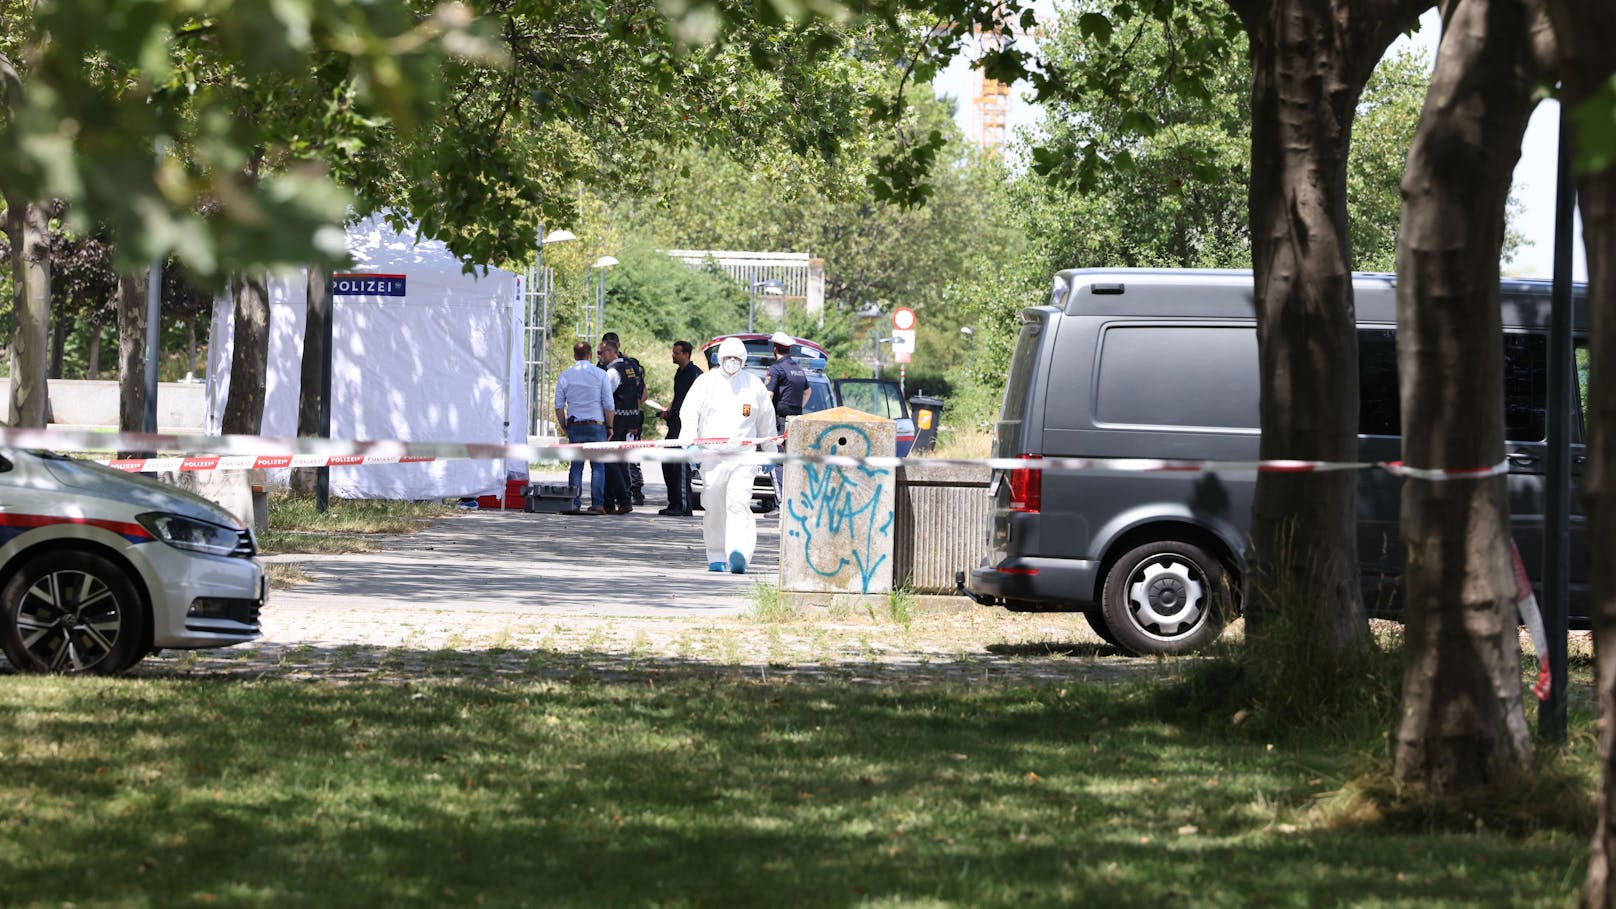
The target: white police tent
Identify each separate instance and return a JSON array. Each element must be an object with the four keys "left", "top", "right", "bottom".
[{"left": 206, "top": 213, "right": 528, "bottom": 501}]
